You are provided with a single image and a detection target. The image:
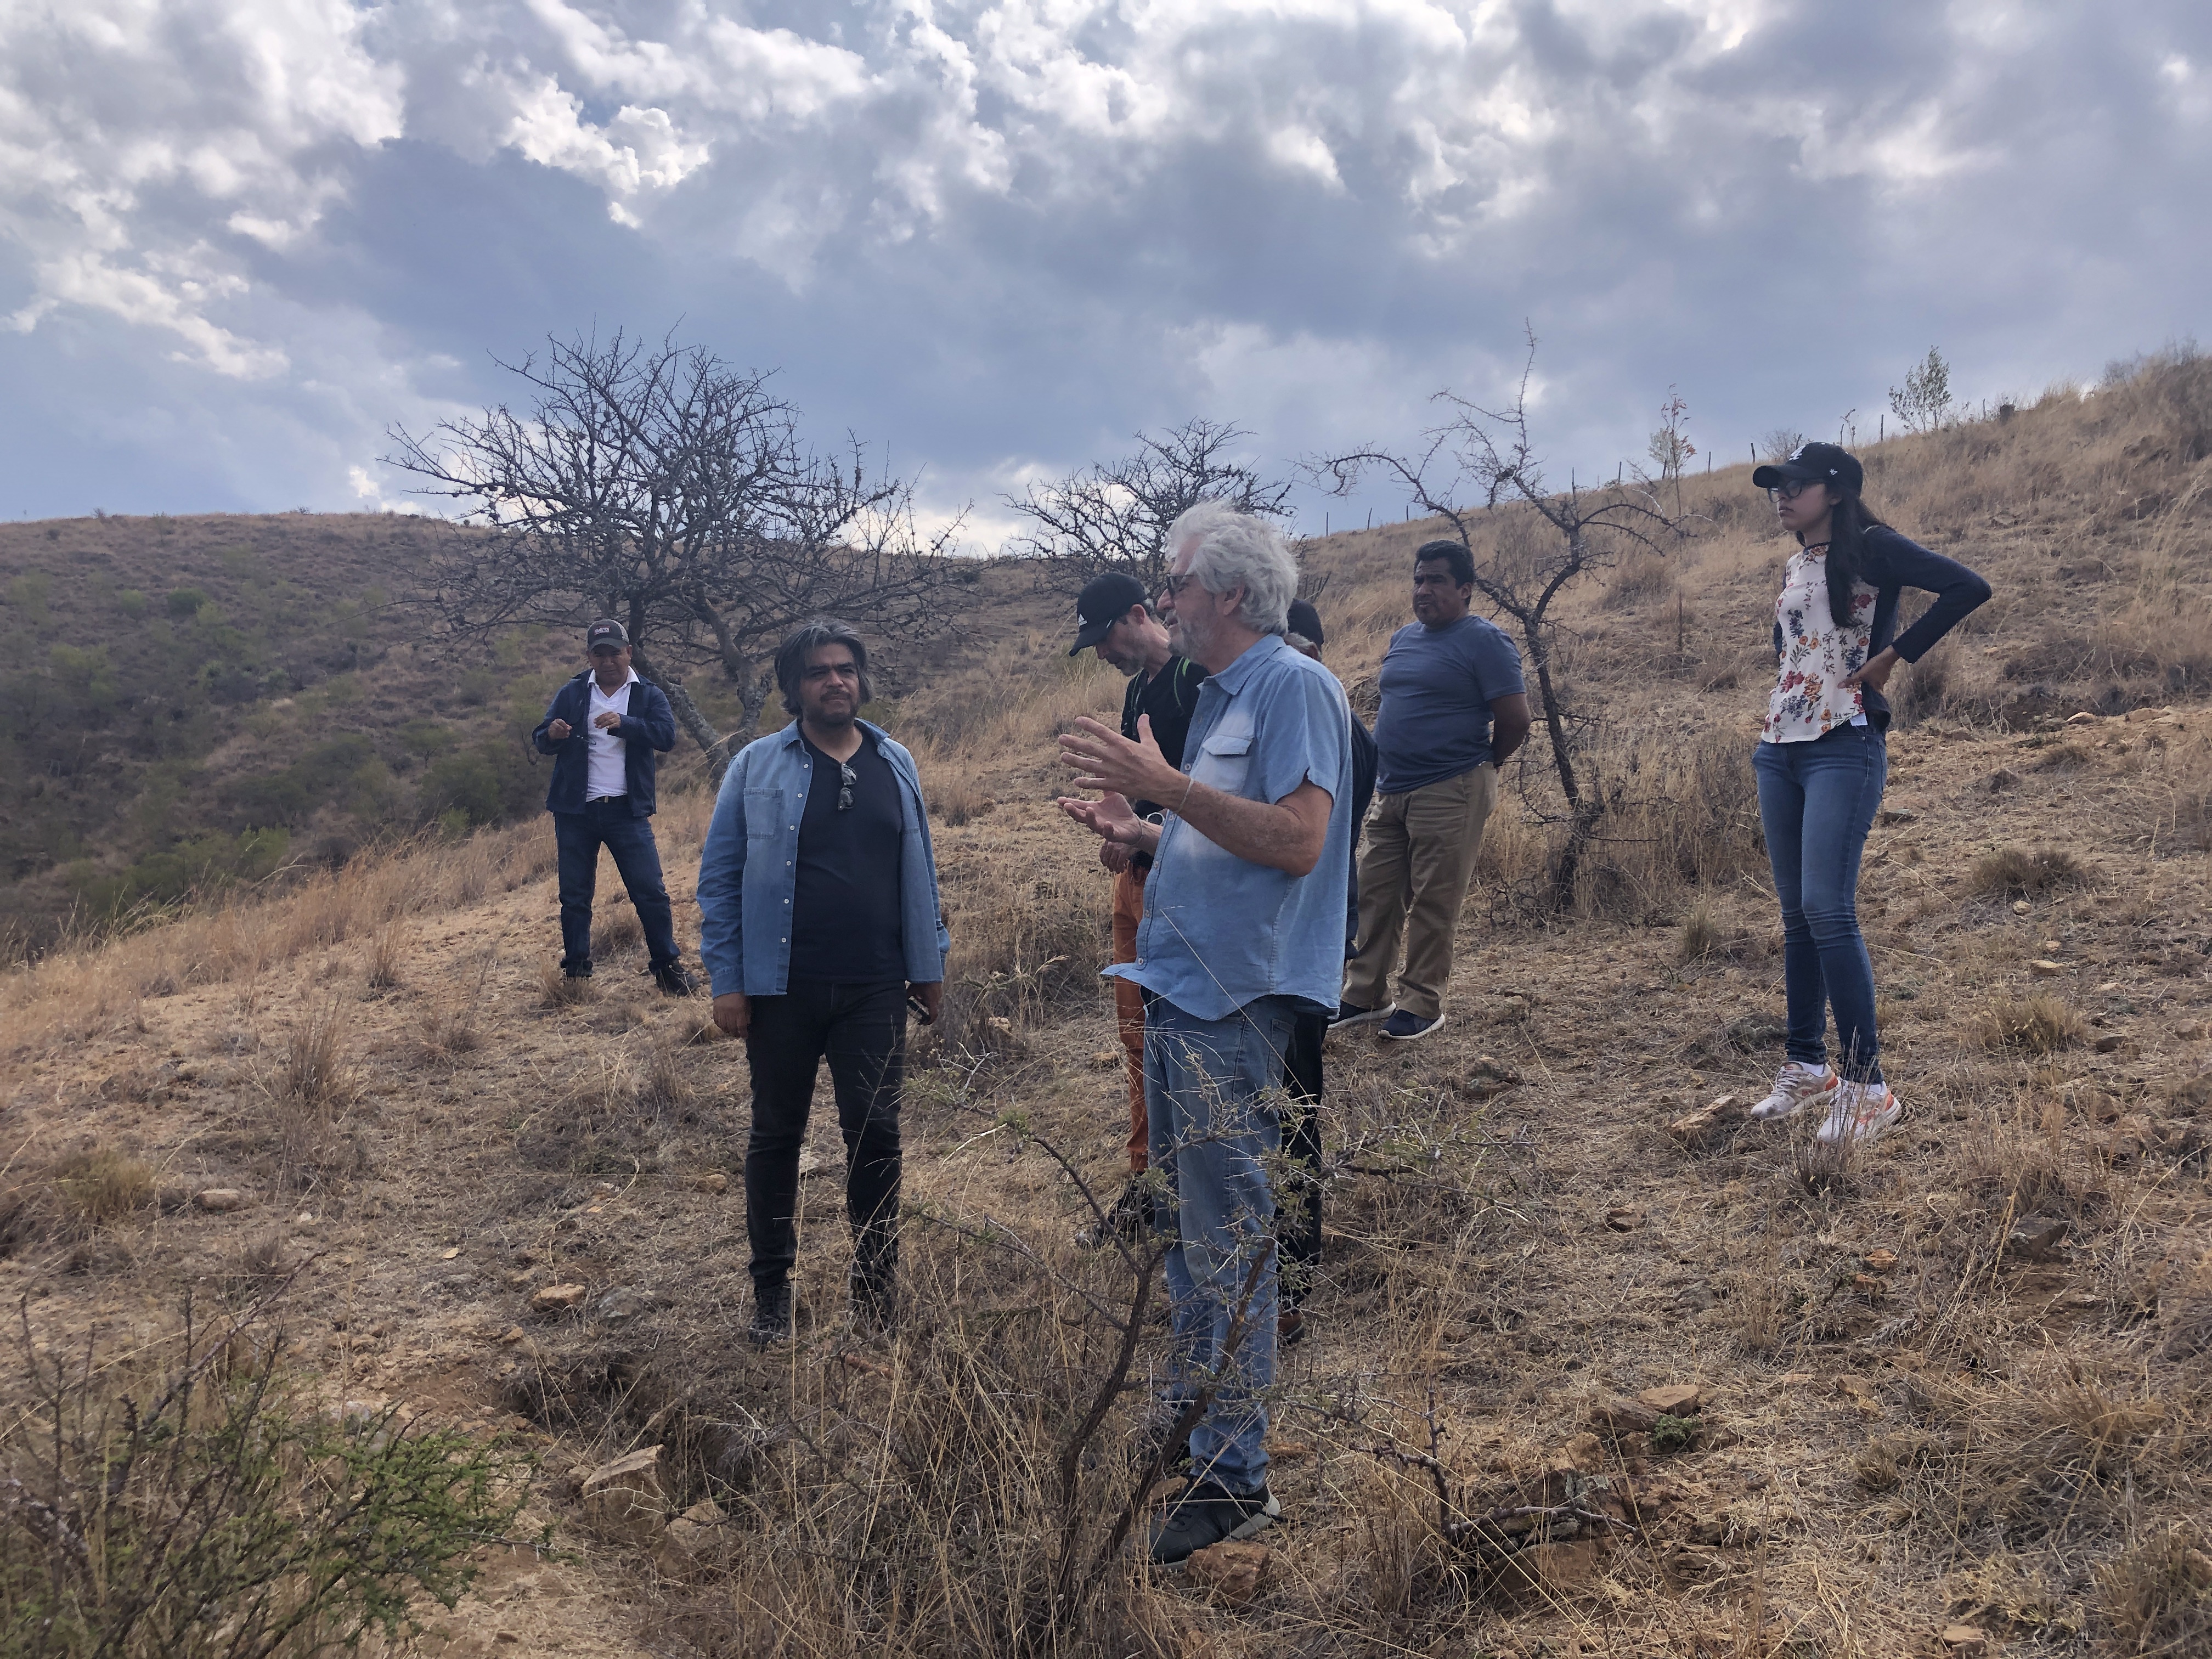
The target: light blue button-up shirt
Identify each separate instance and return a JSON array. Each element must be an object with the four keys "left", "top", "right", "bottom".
[
  {"left": 1105, "top": 634, "right": 1352, "bottom": 1020},
  {"left": 696, "top": 720, "right": 951, "bottom": 998}
]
